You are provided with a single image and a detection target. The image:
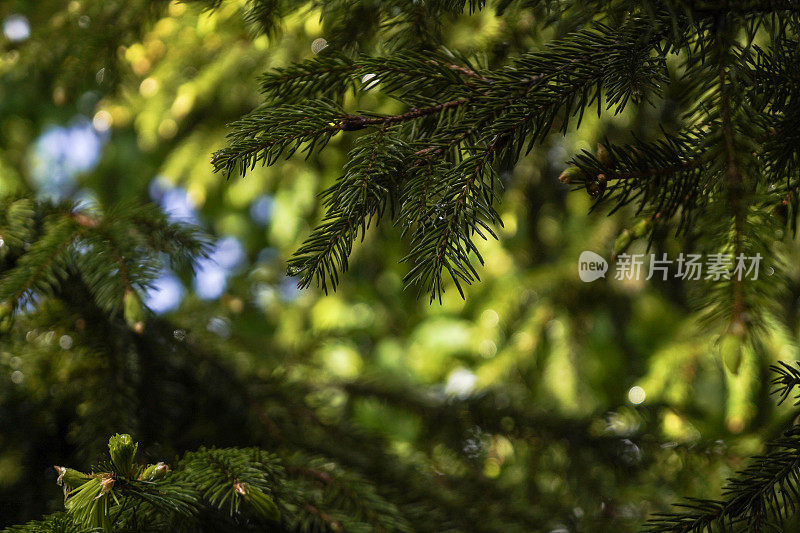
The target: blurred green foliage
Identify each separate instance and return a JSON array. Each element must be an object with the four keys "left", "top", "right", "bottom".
[{"left": 2, "top": 1, "right": 800, "bottom": 531}]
